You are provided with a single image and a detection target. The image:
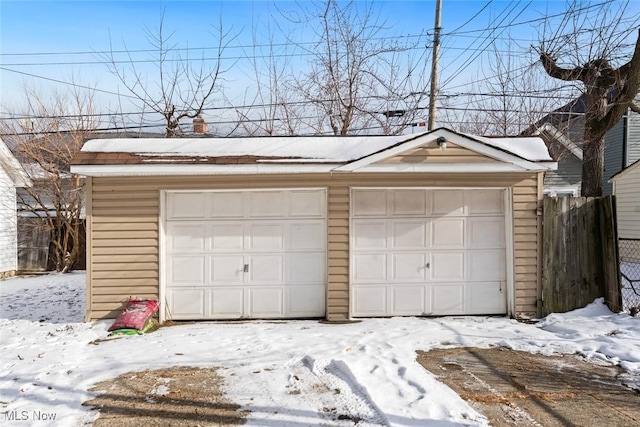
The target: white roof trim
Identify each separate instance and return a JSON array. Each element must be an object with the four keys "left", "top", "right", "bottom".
[
  {"left": 0, "top": 137, "right": 32, "bottom": 187},
  {"left": 71, "top": 163, "right": 343, "bottom": 176},
  {"left": 335, "top": 128, "right": 553, "bottom": 172},
  {"left": 531, "top": 123, "right": 583, "bottom": 160},
  {"left": 349, "top": 163, "right": 548, "bottom": 173}
]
